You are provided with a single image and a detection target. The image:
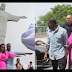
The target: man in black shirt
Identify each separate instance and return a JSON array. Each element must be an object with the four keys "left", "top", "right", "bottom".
[
  {"left": 61, "top": 15, "right": 72, "bottom": 69},
  {"left": 61, "top": 15, "right": 72, "bottom": 38}
]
